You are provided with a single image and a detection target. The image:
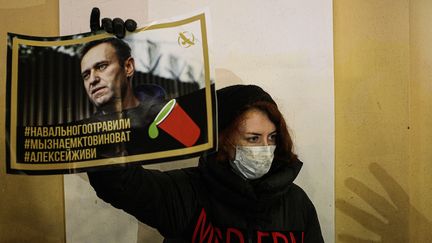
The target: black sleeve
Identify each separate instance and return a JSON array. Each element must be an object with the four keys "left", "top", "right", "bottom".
[
  {"left": 303, "top": 194, "right": 325, "bottom": 243},
  {"left": 87, "top": 165, "right": 199, "bottom": 238}
]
